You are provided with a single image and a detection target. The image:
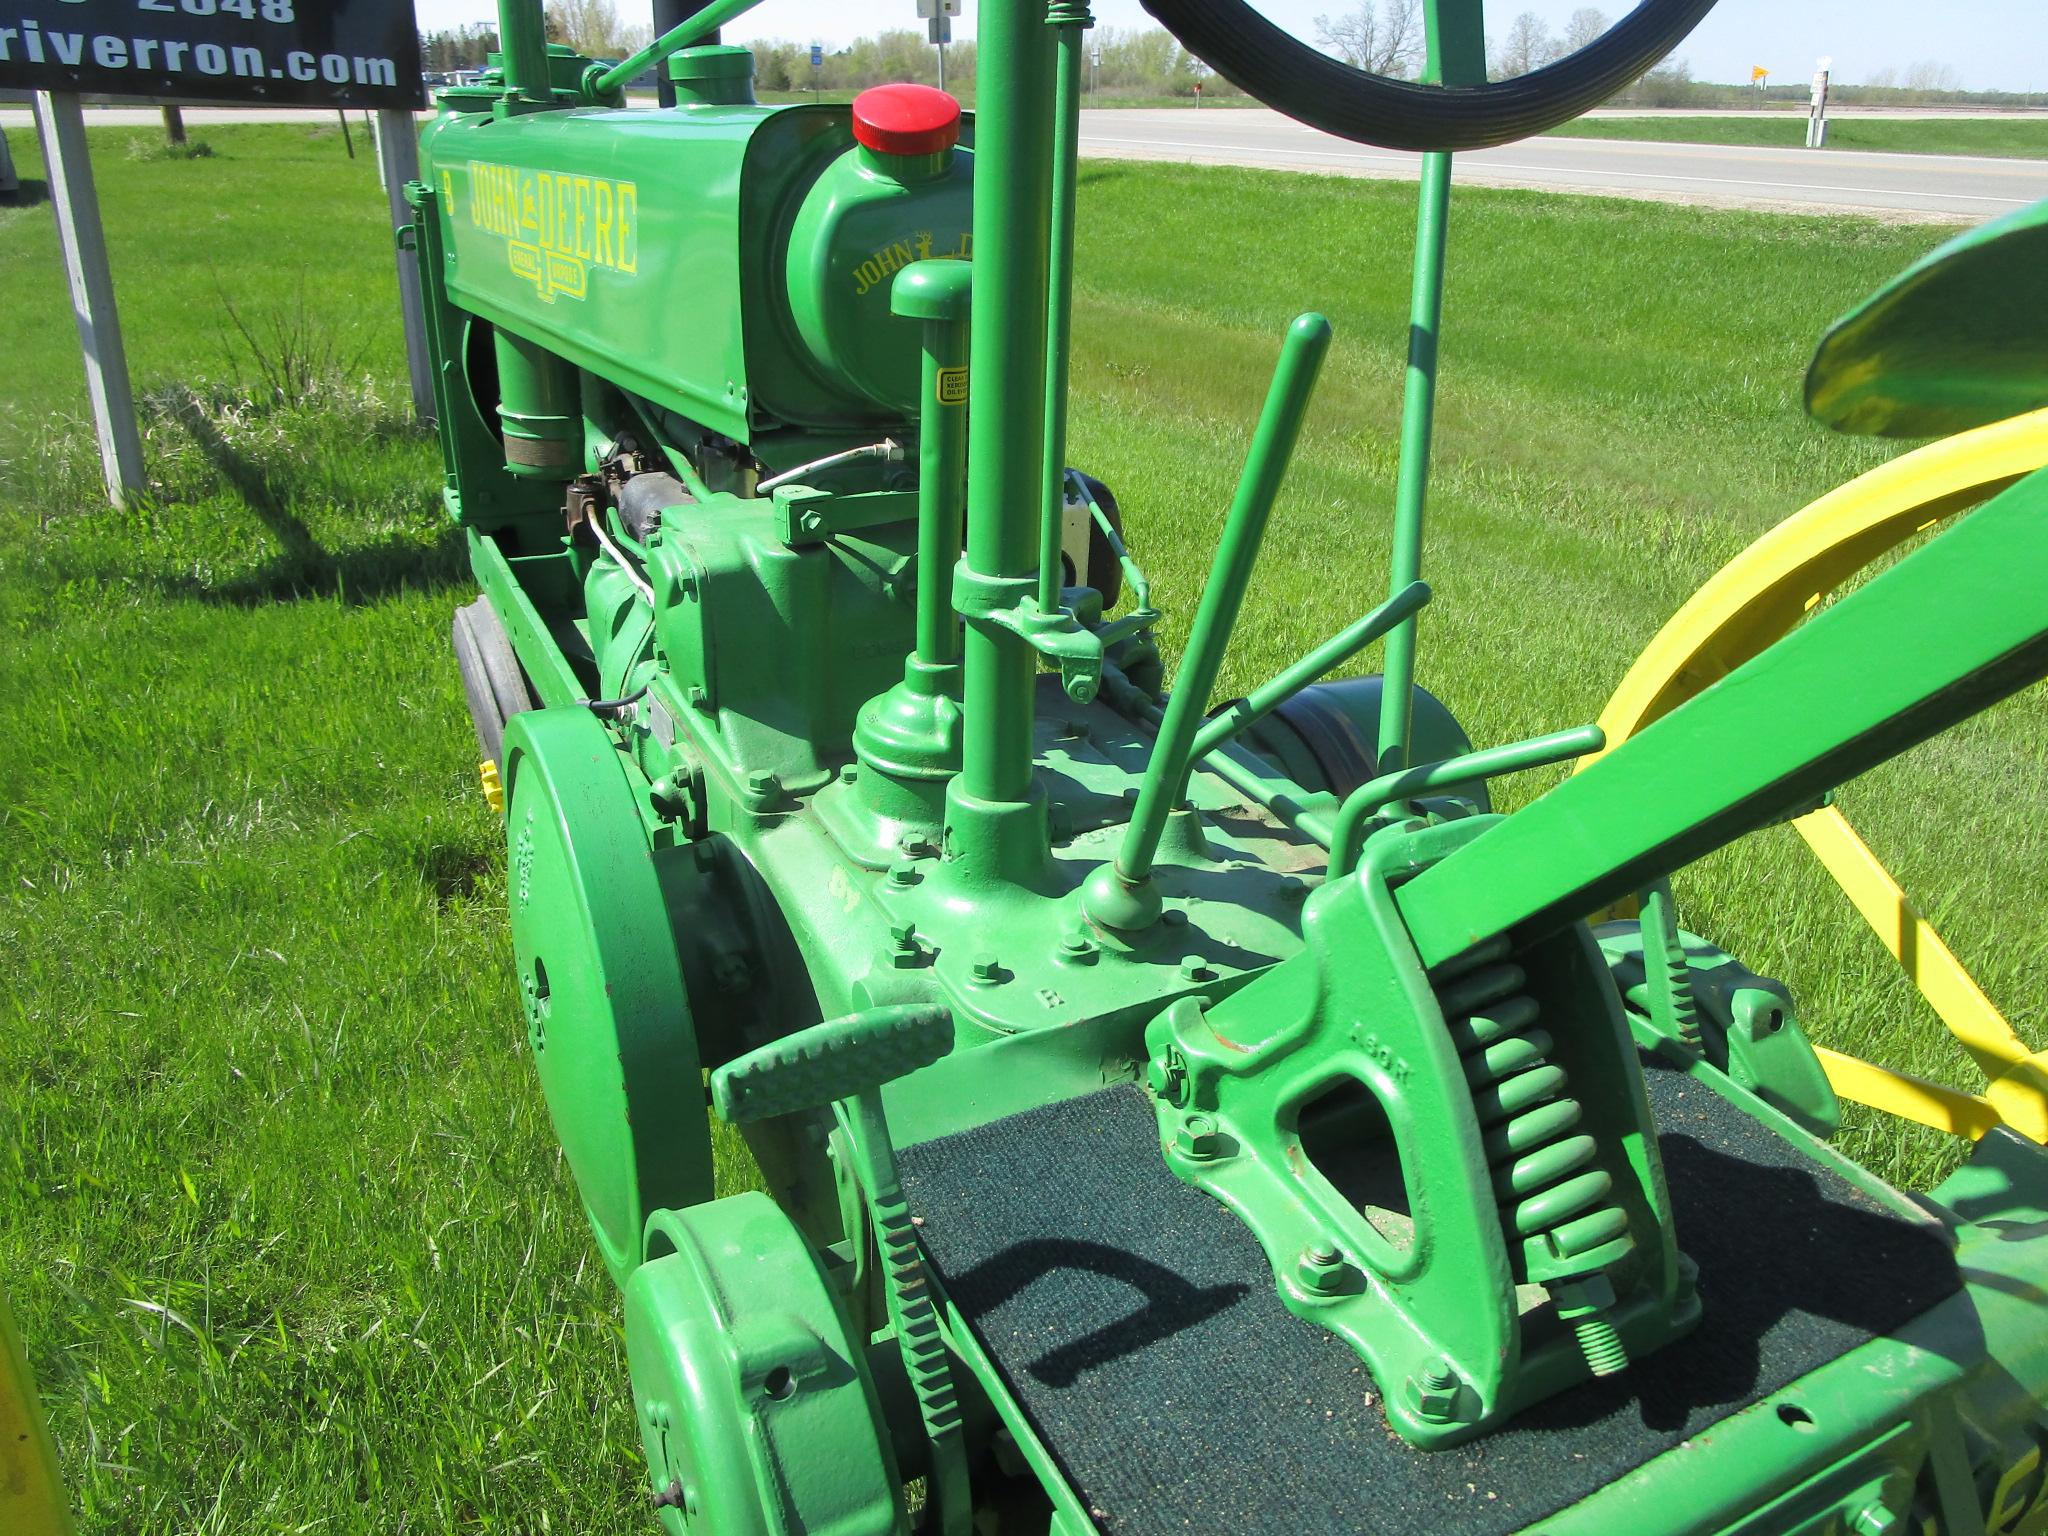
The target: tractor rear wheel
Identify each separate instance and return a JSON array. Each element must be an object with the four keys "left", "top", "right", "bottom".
[{"left": 451, "top": 595, "right": 538, "bottom": 769}]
